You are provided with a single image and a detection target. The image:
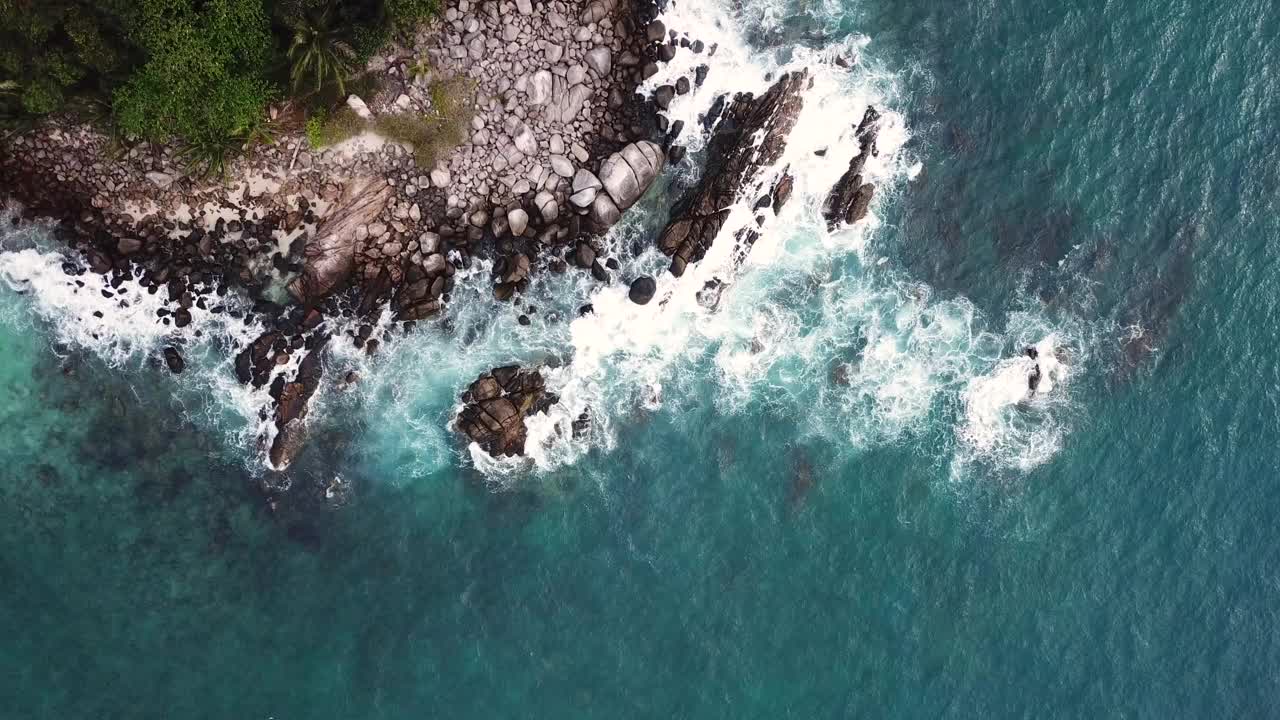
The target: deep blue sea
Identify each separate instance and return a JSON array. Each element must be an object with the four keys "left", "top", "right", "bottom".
[{"left": 3, "top": 0, "right": 1280, "bottom": 716}]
